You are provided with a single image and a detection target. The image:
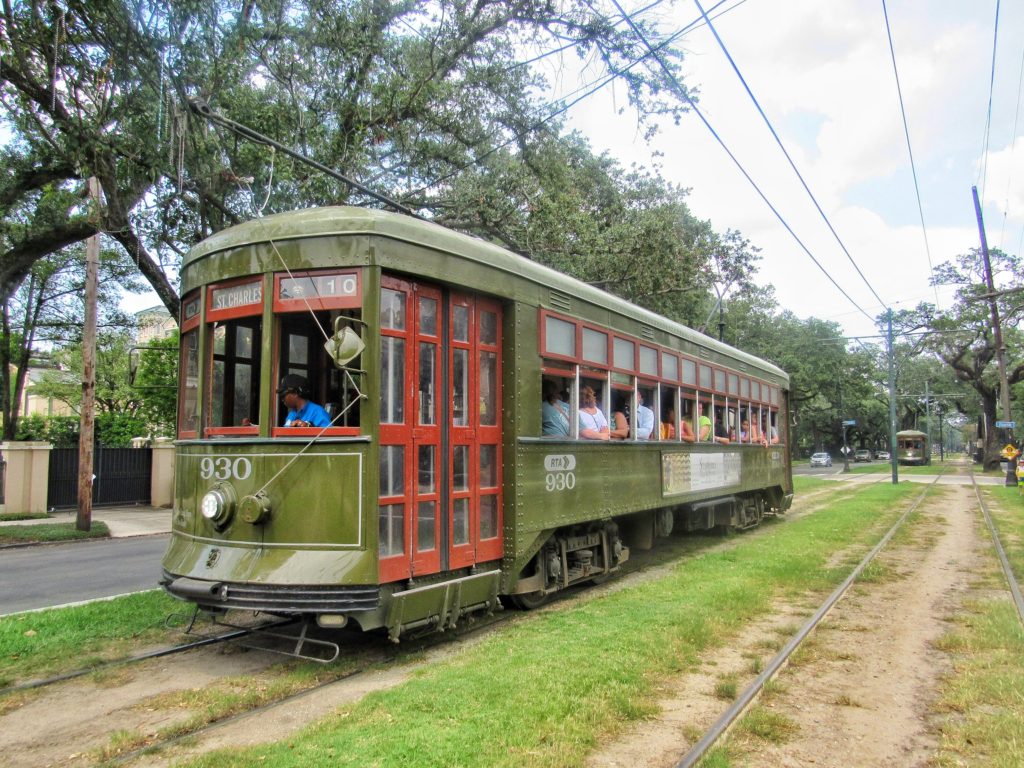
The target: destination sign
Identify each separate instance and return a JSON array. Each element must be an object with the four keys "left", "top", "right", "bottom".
[
  {"left": 210, "top": 280, "right": 262, "bottom": 312},
  {"left": 280, "top": 272, "right": 359, "bottom": 302},
  {"left": 995, "top": 420, "right": 1016, "bottom": 429},
  {"left": 842, "top": 419, "right": 856, "bottom": 426},
  {"left": 182, "top": 296, "right": 201, "bottom": 321}
]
